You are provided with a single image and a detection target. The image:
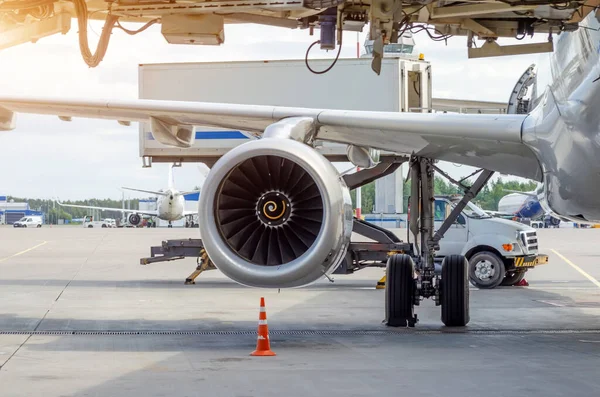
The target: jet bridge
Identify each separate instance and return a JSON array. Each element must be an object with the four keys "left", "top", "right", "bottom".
[{"left": 137, "top": 57, "right": 433, "bottom": 167}]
